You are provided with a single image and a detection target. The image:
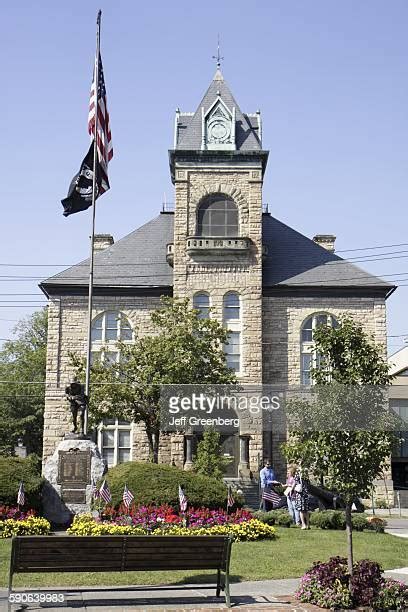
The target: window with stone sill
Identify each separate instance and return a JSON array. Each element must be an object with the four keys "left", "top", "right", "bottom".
[
  {"left": 193, "top": 292, "right": 210, "bottom": 319},
  {"left": 197, "top": 194, "right": 239, "bottom": 237},
  {"left": 97, "top": 418, "right": 132, "bottom": 467},
  {"left": 301, "top": 313, "right": 338, "bottom": 385}
]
